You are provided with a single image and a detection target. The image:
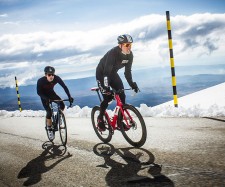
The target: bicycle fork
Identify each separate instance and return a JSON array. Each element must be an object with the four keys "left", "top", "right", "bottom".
[
  {"left": 113, "top": 106, "right": 133, "bottom": 130},
  {"left": 120, "top": 108, "right": 135, "bottom": 129}
]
